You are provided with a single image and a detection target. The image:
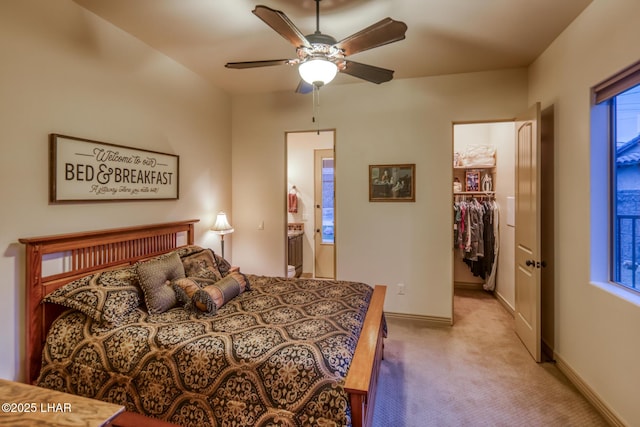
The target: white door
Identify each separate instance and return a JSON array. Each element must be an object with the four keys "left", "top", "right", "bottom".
[
  {"left": 314, "top": 149, "right": 335, "bottom": 278},
  {"left": 514, "top": 103, "right": 542, "bottom": 362}
]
